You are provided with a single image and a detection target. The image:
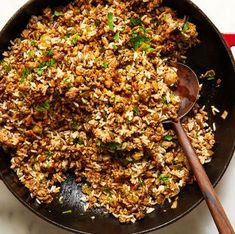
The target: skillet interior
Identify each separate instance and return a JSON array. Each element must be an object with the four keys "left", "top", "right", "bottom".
[{"left": 0, "top": 0, "right": 235, "bottom": 233}]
